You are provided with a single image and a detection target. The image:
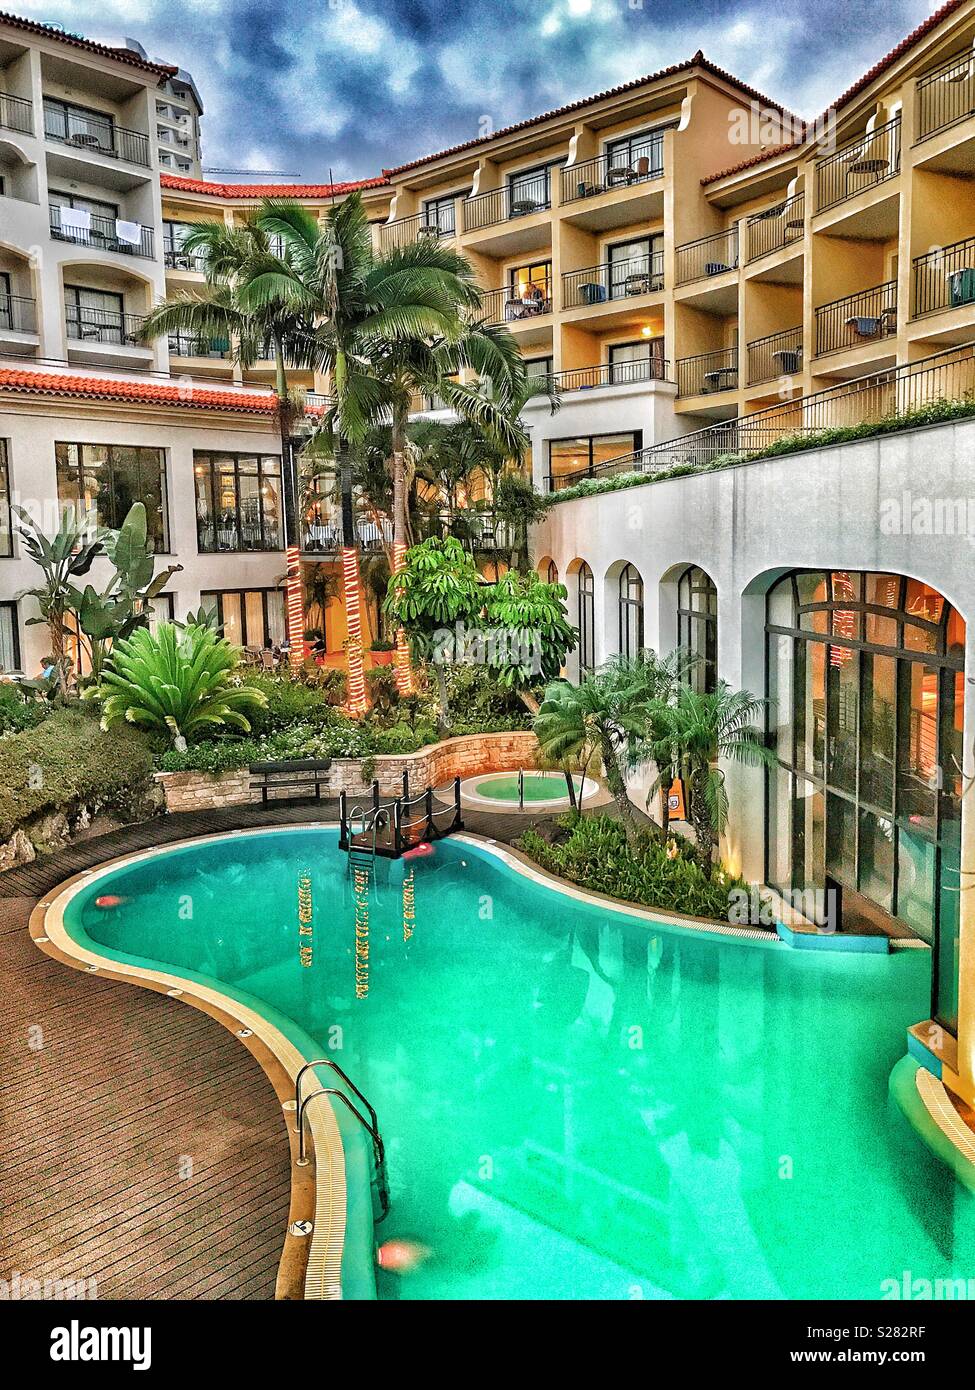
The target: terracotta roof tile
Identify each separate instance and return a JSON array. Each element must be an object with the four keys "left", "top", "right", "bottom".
[
  {"left": 160, "top": 173, "right": 388, "bottom": 199},
  {"left": 0, "top": 11, "right": 176, "bottom": 78},
  {"left": 0, "top": 368, "right": 278, "bottom": 415}
]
